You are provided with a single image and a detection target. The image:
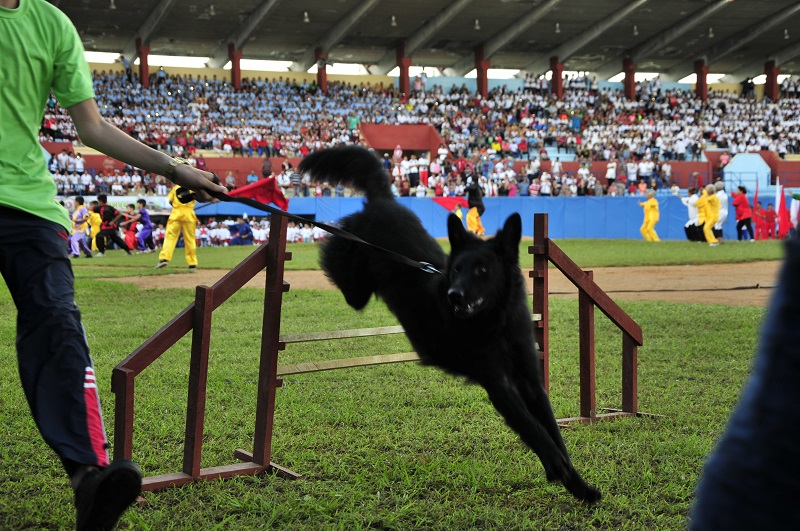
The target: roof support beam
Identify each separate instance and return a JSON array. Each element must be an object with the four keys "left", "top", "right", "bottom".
[
  {"left": 594, "top": 0, "right": 733, "bottom": 80},
  {"left": 290, "top": 0, "right": 381, "bottom": 73},
  {"left": 206, "top": 0, "right": 281, "bottom": 69},
  {"left": 368, "top": 0, "right": 474, "bottom": 75},
  {"left": 121, "top": 0, "right": 178, "bottom": 63},
  {"left": 663, "top": 1, "right": 800, "bottom": 81},
  {"left": 524, "top": 0, "right": 650, "bottom": 75},
  {"left": 725, "top": 40, "right": 800, "bottom": 82},
  {"left": 443, "top": 0, "right": 563, "bottom": 76}
]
